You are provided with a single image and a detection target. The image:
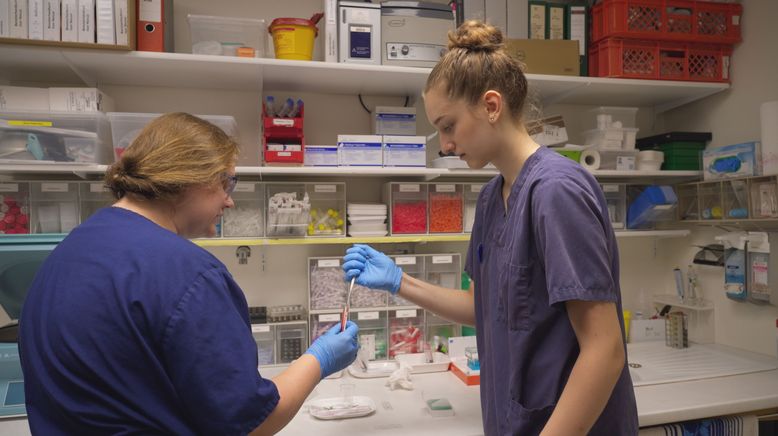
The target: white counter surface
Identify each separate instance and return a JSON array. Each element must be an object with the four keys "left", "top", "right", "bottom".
[{"left": 3, "top": 356, "right": 777, "bottom": 434}]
